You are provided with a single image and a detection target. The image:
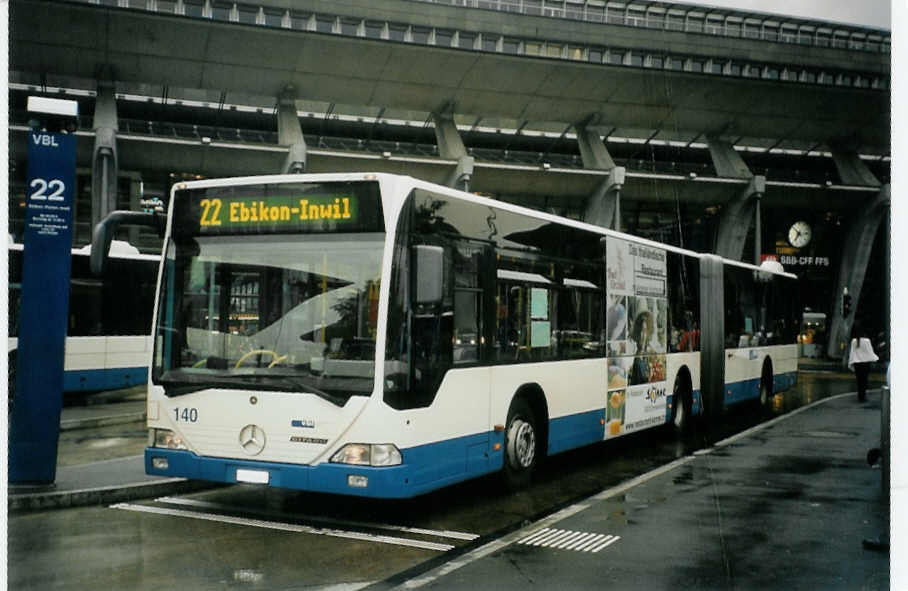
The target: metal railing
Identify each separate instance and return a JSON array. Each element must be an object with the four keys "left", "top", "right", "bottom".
[
  {"left": 408, "top": 0, "right": 890, "bottom": 53},
  {"left": 8, "top": 109, "right": 874, "bottom": 186}
]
